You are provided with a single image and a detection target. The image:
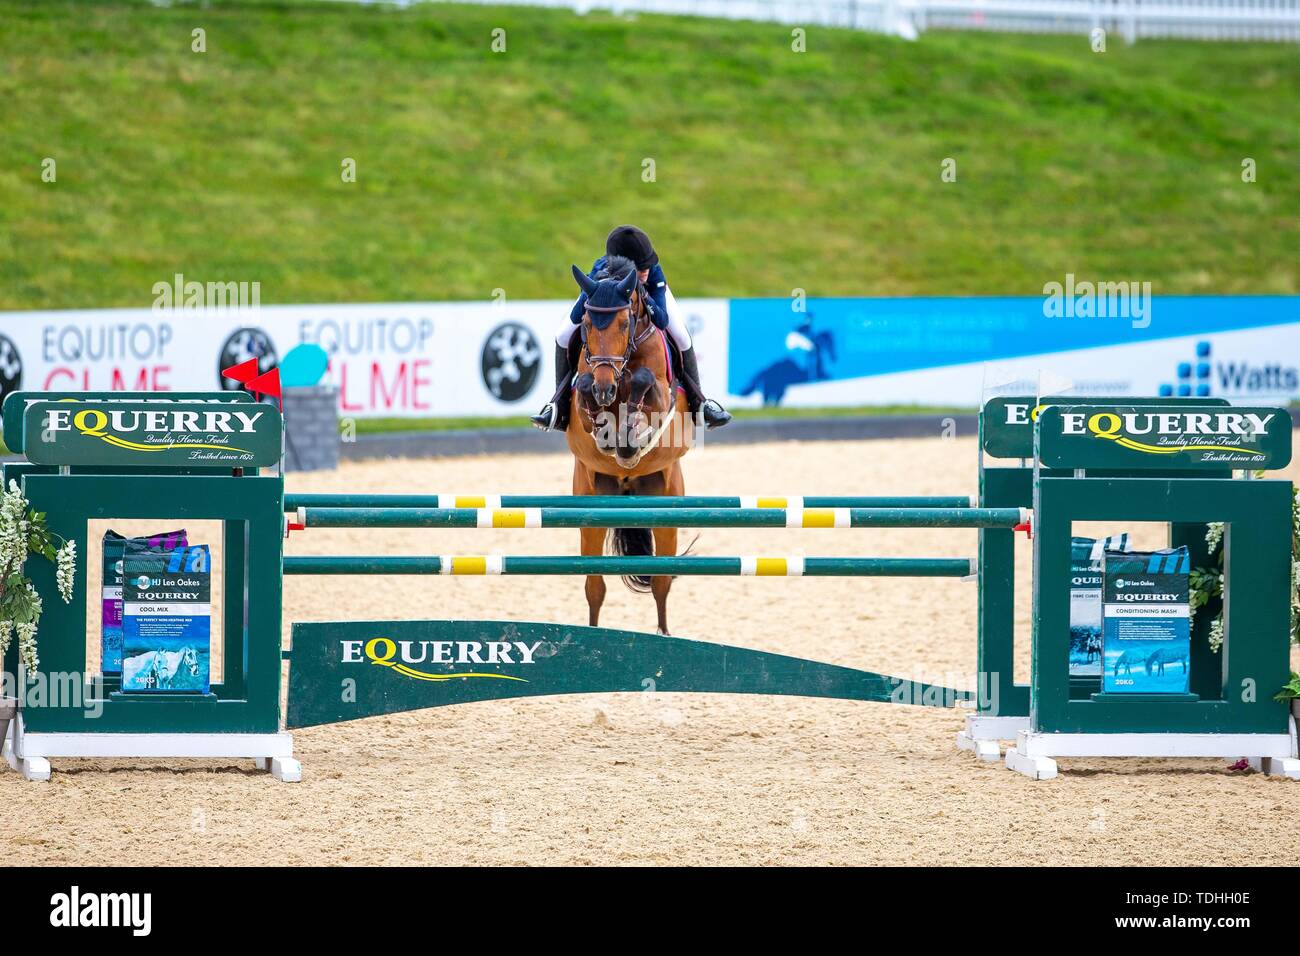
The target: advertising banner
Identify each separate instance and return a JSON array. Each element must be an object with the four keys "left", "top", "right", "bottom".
[
  {"left": 724, "top": 295, "right": 1300, "bottom": 408},
  {"left": 0, "top": 300, "right": 732, "bottom": 419},
  {"left": 0, "top": 294, "right": 1295, "bottom": 418}
]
